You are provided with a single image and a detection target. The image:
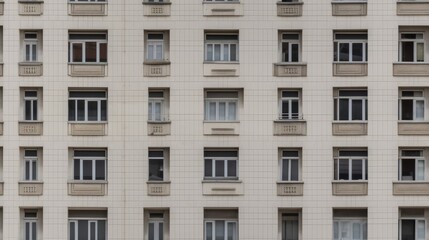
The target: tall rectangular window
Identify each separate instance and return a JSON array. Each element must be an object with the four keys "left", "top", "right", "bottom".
[
  {"left": 205, "top": 91, "right": 238, "bottom": 121},
  {"left": 334, "top": 89, "right": 368, "bottom": 121},
  {"left": 281, "top": 150, "right": 300, "bottom": 181},
  {"left": 400, "top": 150, "right": 425, "bottom": 181},
  {"left": 204, "top": 150, "right": 238, "bottom": 180},
  {"left": 205, "top": 33, "right": 239, "bottom": 62},
  {"left": 146, "top": 33, "right": 164, "bottom": 61},
  {"left": 400, "top": 33, "right": 424, "bottom": 62},
  {"left": 148, "top": 90, "right": 169, "bottom": 122},
  {"left": 282, "top": 213, "right": 299, "bottom": 240},
  {"left": 148, "top": 213, "right": 164, "bottom": 240},
  {"left": 280, "top": 32, "right": 301, "bottom": 63},
  {"left": 68, "top": 91, "right": 107, "bottom": 122},
  {"left": 24, "top": 210, "right": 38, "bottom": 240},
  {"left": 204, "top": 209, "right": 238, "bottom": 240},
  {"left": 24, "top": 32, "right": 38, "bottom": 62},
  {"left": 333, "top": 209, "right": 367, "bottom": 240},
  {"left": 24, "top": 91, "right": 38, "bottom": 121},
  {"left": 69, "top": 210, "right": 107, "bottom": 240},
  {"left": 399, "top": 90, "right": 425, "bottom": 121},
  {"left": 148, "top": 150, "right": 166, "bottom": 181},
  {"left": 73, "top": 150, "right": 107, "bottom": 181},
  {"left": 24, "top": 149, "right": 38, "bottom": 181},
  {"left": 280, "top": 90, "right": 301, "bottom": 120},
  {"left": 69, "top": 32, "right": 107, "bottom": 63},
  {"left": 334, "top": 150, "right": 368, "bottom": 181},
  {"left": 334, "top": 32, "right": 368, "bottom": 62}
]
